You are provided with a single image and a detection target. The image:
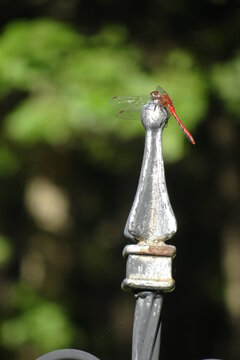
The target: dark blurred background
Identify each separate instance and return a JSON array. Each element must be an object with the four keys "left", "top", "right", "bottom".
[{"left": 0, "top": 0, "right": 239, "bottom": 359}]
